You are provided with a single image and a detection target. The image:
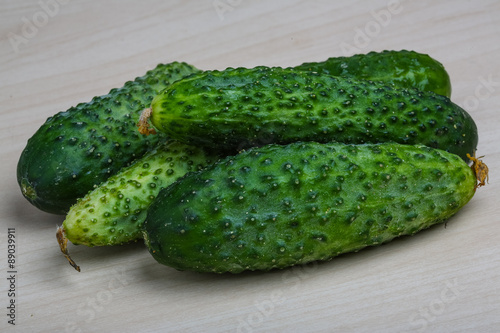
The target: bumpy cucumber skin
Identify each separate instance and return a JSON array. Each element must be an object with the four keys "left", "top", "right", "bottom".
[
  {"left": 17, "top": 62, "right": 200, "bottom": 214},
  {"left": 63, "top": 141, "right": 220, "bottom": 246},
  {"left": 150, "top": 67, "right": 477, "bottom": 161},
  {"left": 143, "top": 142, "right": 476, "bottom": 273},
  {"left": 295, "top": 50, "right": 452, "bottom": 97}
]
